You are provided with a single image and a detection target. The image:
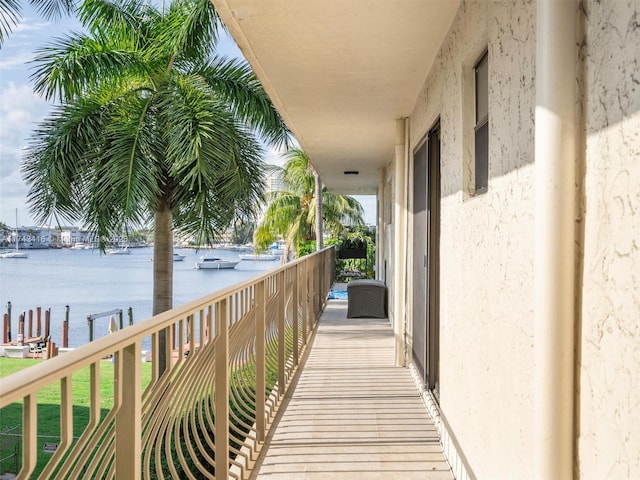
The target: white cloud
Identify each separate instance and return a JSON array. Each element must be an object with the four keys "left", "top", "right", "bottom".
[
  {"left": 262, "top": 144, "right": 288, "bottom": 166},
  {"left": 0, "top": 50, "right": 38, "bottom": 70},
  {"left": 0, "top": 82, "right": 52, "bottom": 225}
]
